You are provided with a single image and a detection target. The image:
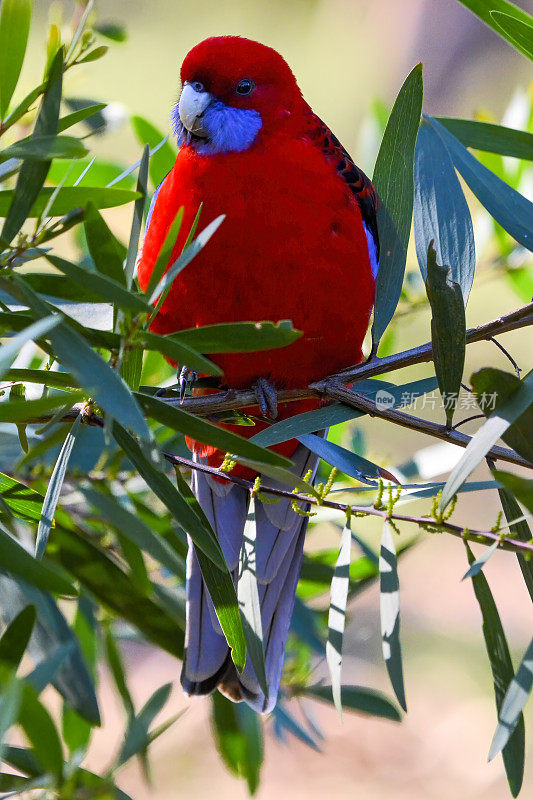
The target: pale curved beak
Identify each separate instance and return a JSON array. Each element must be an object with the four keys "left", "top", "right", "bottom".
[{"left": 179, "top": 82, "right": 212, "bottom": 138}]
